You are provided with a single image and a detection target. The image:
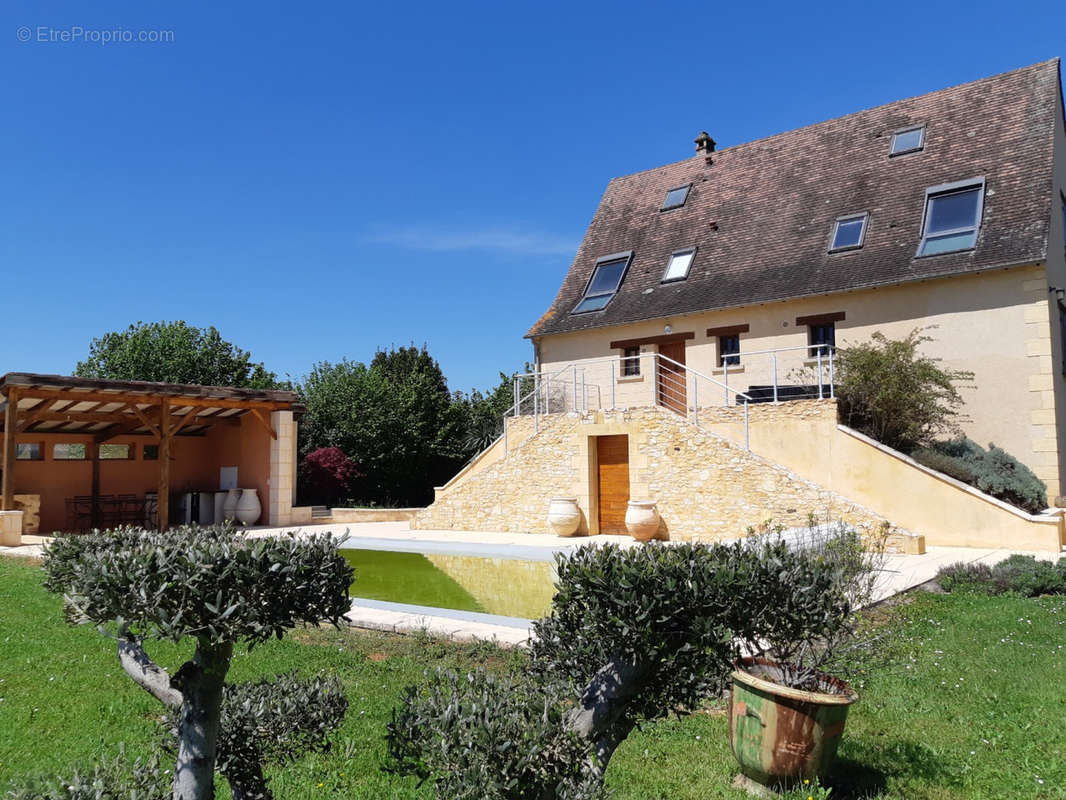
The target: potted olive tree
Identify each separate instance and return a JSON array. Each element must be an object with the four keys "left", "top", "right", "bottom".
[{"left": 729, "top": 522, "right": 885, "bottom": 791}]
